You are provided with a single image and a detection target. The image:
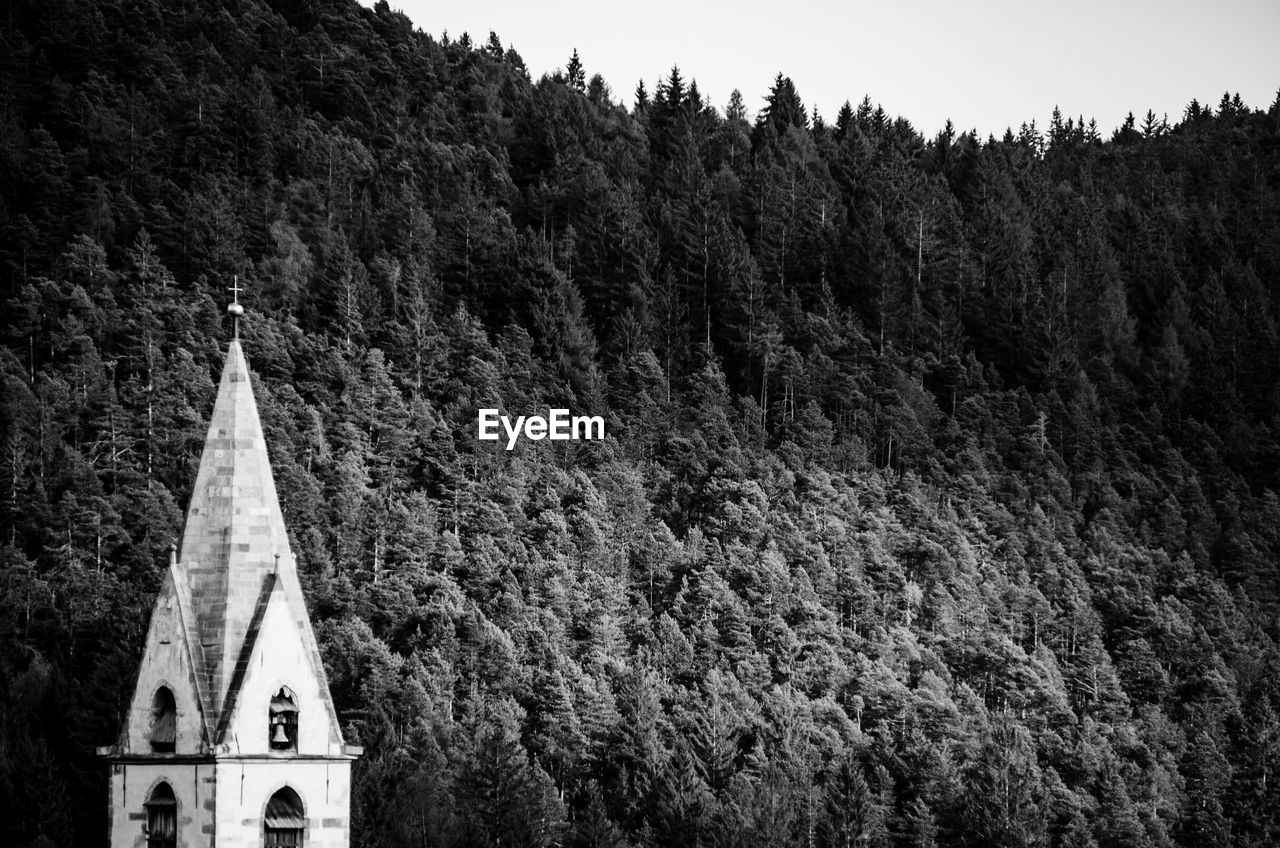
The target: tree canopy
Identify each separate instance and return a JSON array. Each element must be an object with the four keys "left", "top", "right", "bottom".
[{"left": 3, "top": 1, "right": 1280, "bottom": 846}]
